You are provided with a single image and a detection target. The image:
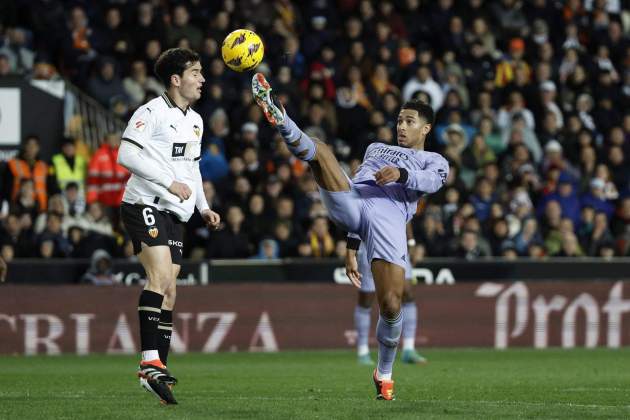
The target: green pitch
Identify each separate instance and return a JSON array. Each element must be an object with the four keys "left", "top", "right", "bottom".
[{"left": 1, "top": 349, "right": 629, "bottom": 419}]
